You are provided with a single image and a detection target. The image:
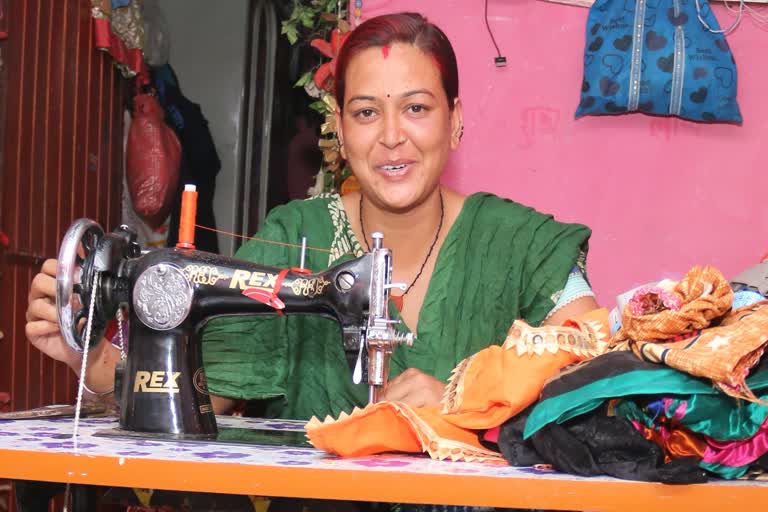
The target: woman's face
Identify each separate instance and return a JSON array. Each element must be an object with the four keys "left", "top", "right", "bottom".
[{"left": 337, "top": 43, "right": 462, "bottom": 212}]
